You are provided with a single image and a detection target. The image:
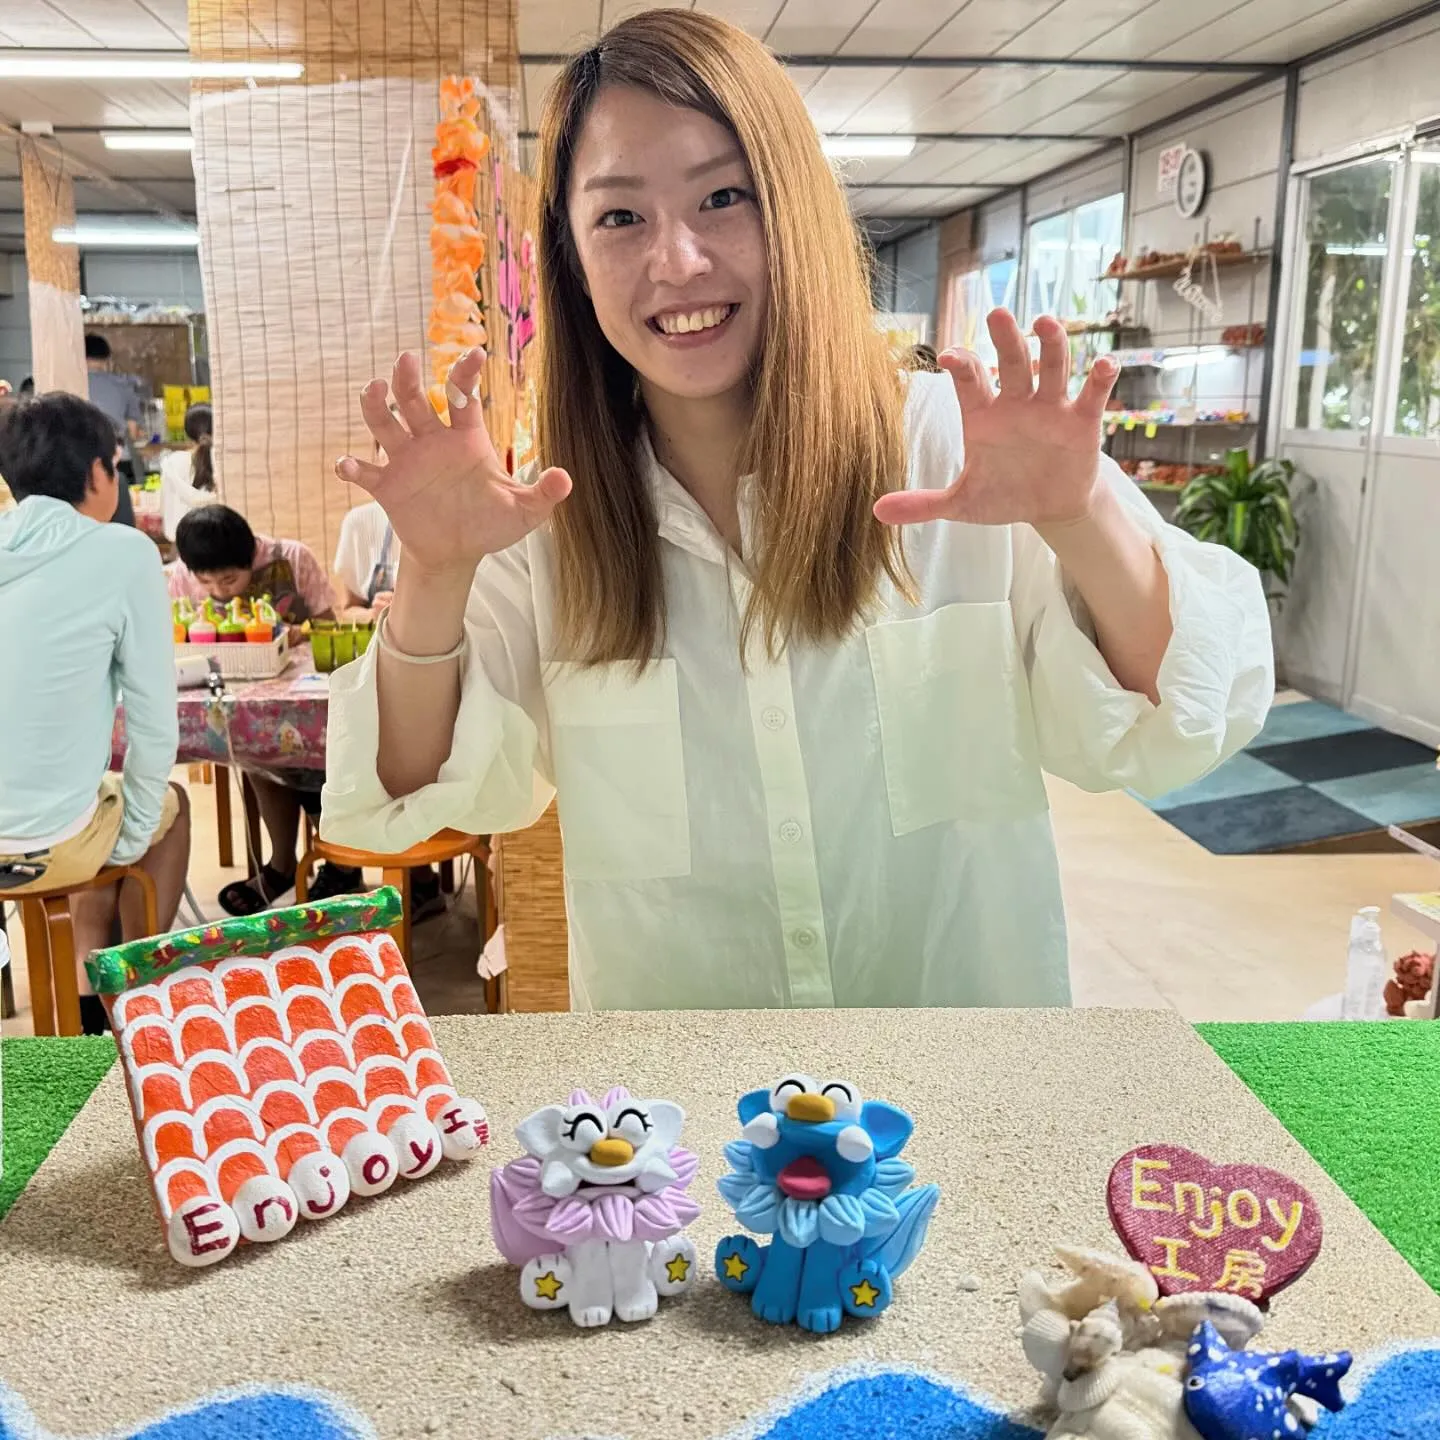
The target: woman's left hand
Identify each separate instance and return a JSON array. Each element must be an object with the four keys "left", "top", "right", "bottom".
[{"left": 874, "top": 310, "right": 1119, "bottom": 532}]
